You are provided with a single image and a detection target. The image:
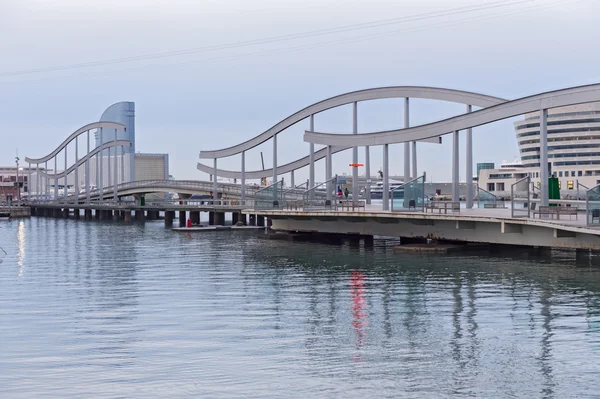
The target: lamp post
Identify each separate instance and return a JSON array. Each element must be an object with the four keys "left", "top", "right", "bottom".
[{"left": 15, "top": 156, "right": 20, "bottom": 202}]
